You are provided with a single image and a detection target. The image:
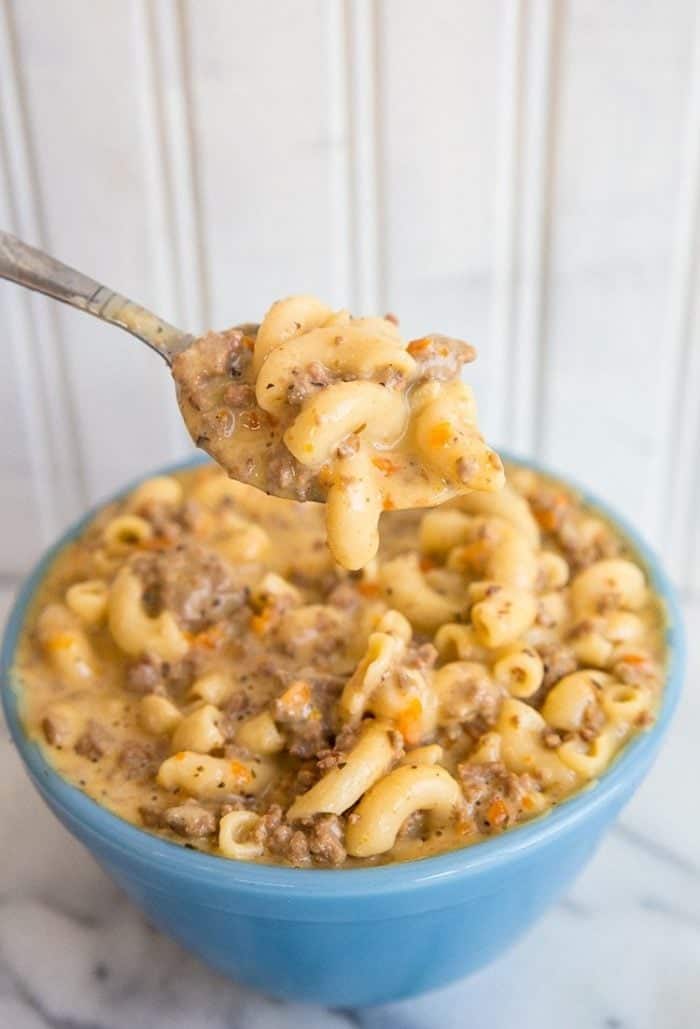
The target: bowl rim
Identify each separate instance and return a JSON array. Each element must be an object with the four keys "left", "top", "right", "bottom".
[{"left": 1, "top": 451, "right": 685, "bottom": 899}]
